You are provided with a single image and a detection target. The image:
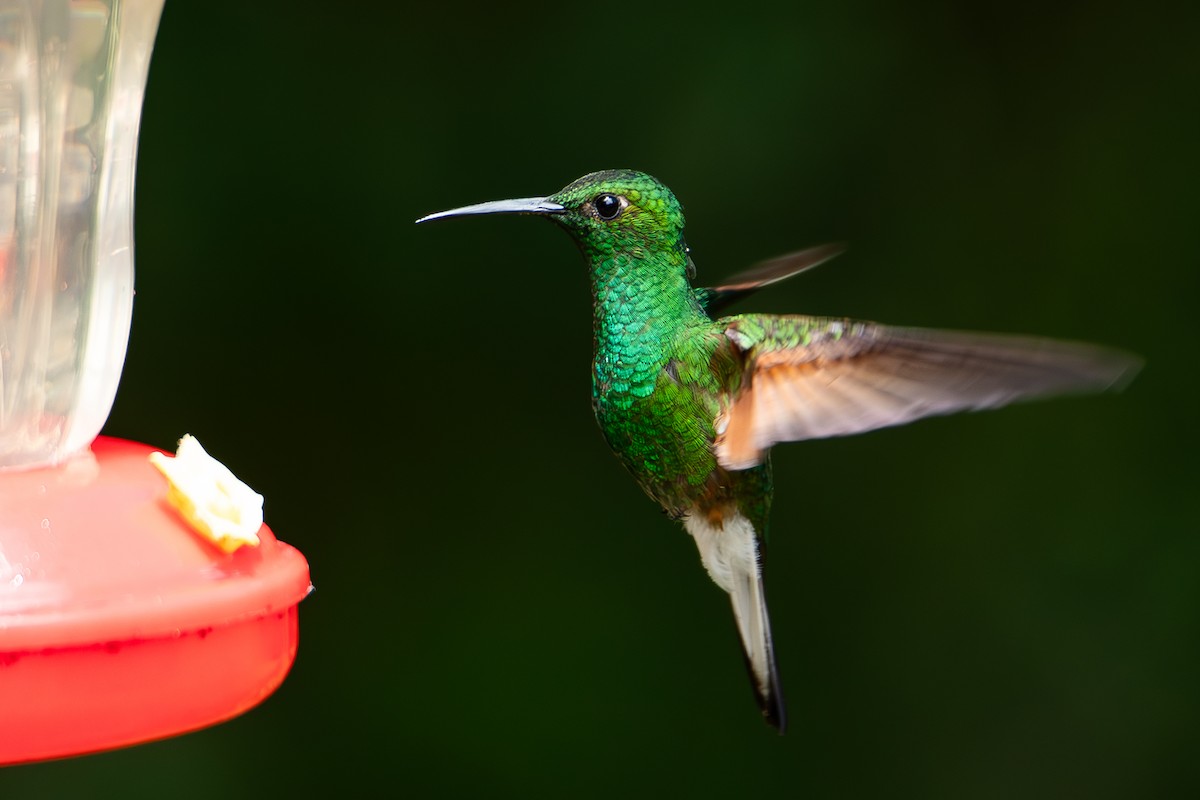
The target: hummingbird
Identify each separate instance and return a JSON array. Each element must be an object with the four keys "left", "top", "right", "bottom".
[{"left": 416, "top": 169, "right": 1139, "bottom": 732}]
